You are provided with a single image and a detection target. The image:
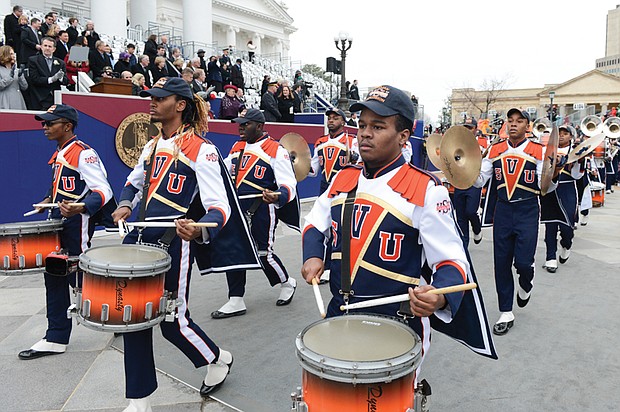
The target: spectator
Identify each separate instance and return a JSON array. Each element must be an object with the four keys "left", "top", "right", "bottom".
[
  {"left": 89, "top": 40, "right": 112, "bottom": 82},
  {"left": 126, "top": 43, "right": 137, "bottom": 67},
  {"left": 292, "top": 83, "right": 303, "bottom": 113},
  {"left": 191, "top": 68, "right": 205, "bottom": 94},
  {"left": 14, "top": 13, "right": 29, "bottom": 64},
  {"left": 188, "top": 57, "right": 201, "bottom": 72},
  {"left": 64, "top": 35, "right": 89, "bottom": 91},
  {"left": 54, "top": 30, "right": 70, "bottom": 60},
  {"left": 260, "top": 81, "right": 280, "bottom": 122},
  {"left": 27, "top": 37, "right": 68, "bottom": 110},
  {"left": 3, "top": 5, "right": 23, "bottom": 50},
  {"left": 151, "top": 56, "right": 168, "bottom": 83},
  {"left": 181, "top": 67, "right": 193, "bottom": 85},
  {"left": 131, "top": 72, "right": 147, "bottom": 95},
  {"left": 114, "top": 51, "right": 131, "bottom": 74},
  {"left": 219, "top": 48, "right": 231, "bottom": 67},
  {"left": 196, "top": 49, "right": 207, "bottom": 71},
  {"left": 173, "top": 58, "right": 185, "bottom": 74},
  {"left": 143, "top": 34, "right": 158, "bottom": 65},
  {"left": 260, "top": 74, "right": 270, "bottom": 96},
  {"left": 160, "top": 34, "right": 171, "bottom": 57},
  {"left": 81, "top": 20, "right": 100, "bottom": 51},
  {"left": 347, "top": 112, "right": 359, "bottom": 127},
  {"left": 40, "top": 13, "right": 54, "bottom": 38},
  {"left": 231, "top": 58, "right": 244, "bottom": 90},
  {"left": 411, "top": 94, "right": 418, "bottom": 119},
  {"left": 206, "top": 55, "right": 222, "bottom": 92},
  {"left": 0, "top": 45, "right": 27, "bottom": 109},
  {"left": 19, "top": 18, "right": 42, "bottom": 66},
  {"left": 66, "top": 17, "right": 79, "bottom": 47},
  {"left": 120, "top": 70, "right": 132, "bottom": 81},
  {"left": 131, "top": 54, "right": 152, "bottom": 88},
  {"left": 169, "top": 47, "right": 181, "bottom": 63},
  {"left": 45, "top": 23, "right": 60, "bottom": 40},
  {"left": 294, "top": 70, "right": 303, "bottom": 85},
  {"left": 349, "top": 79, "right": 360, "bottom": 100},
  {"left": 220, "top": 62, "right": 231, "bottom": 86},
  {"left": 277, "top": 84, "right": 295, "bottom": 123},
  {"left": 219, "top": 84, "right": 244, "bottom": 120},
  {"left": 246, "top": 40, "right": 256, "bottom": 62}
]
